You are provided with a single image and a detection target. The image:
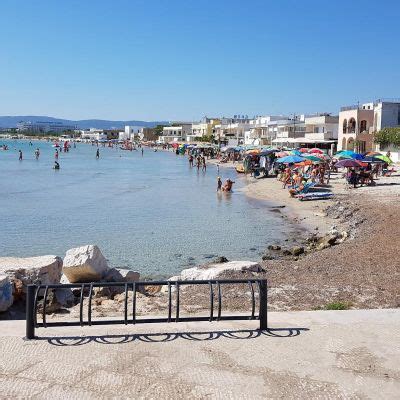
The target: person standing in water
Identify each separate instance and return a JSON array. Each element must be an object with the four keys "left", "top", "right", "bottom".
[
  {"left": 217, "top": 176, "right": 222, "bottom": 191},
  {"left": 55, "top": 149, "right": 59, "bottom": 159},
  {"left": 96, "top": 149, "right": 100, "bottom": 159},
  {"left": 35, "top": 148, "right": 40, "bottom": 160},
  {"left": 202, "top": 156, "right": 206, "bottom": 171},
  {"left": 141, "top": 148, "right": 144, "bottom": 156},
  {"left": 18, "top": 150, "right": 22, "bottom": 160}
]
